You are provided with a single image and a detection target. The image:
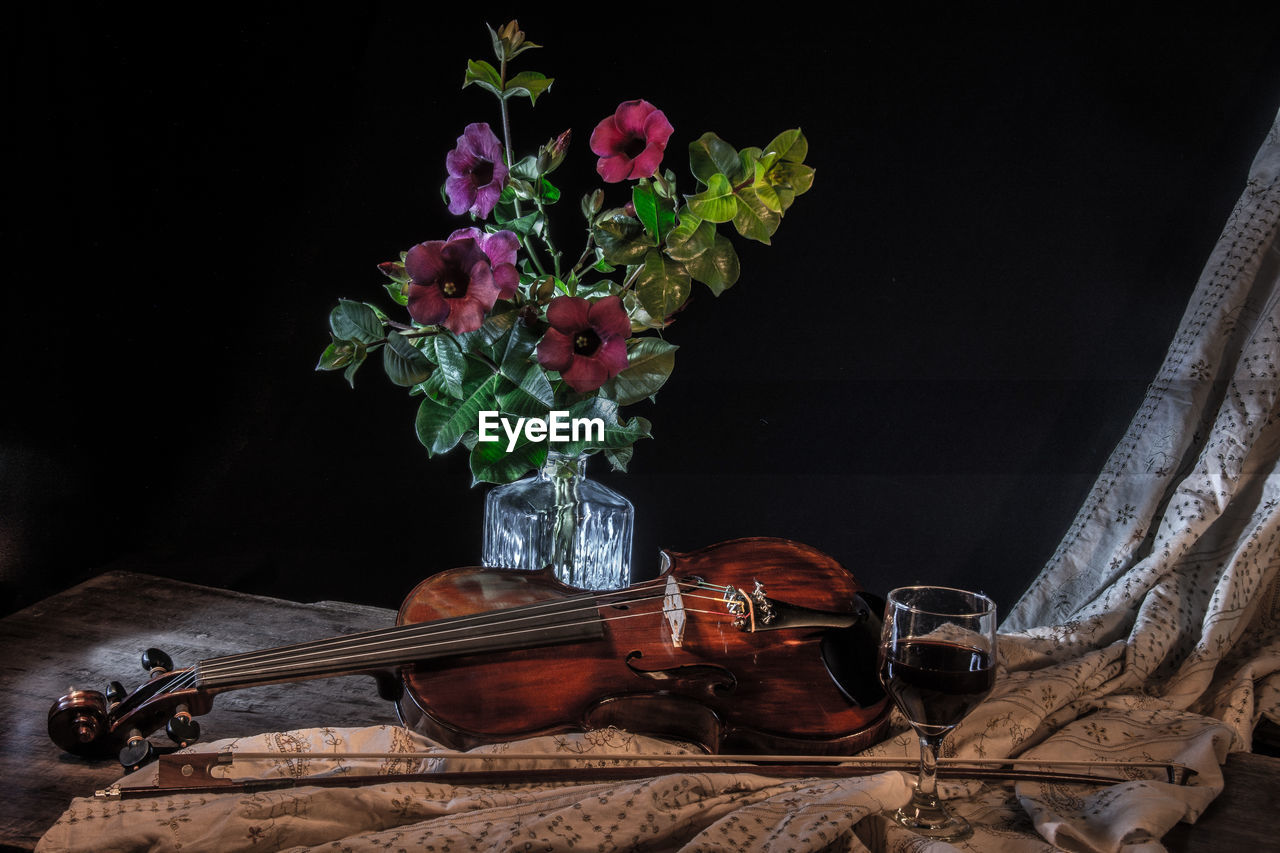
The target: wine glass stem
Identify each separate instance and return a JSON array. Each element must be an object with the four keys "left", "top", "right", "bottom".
[{"left": 914, "top": 734, "right": 943, "bottom": 805}]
